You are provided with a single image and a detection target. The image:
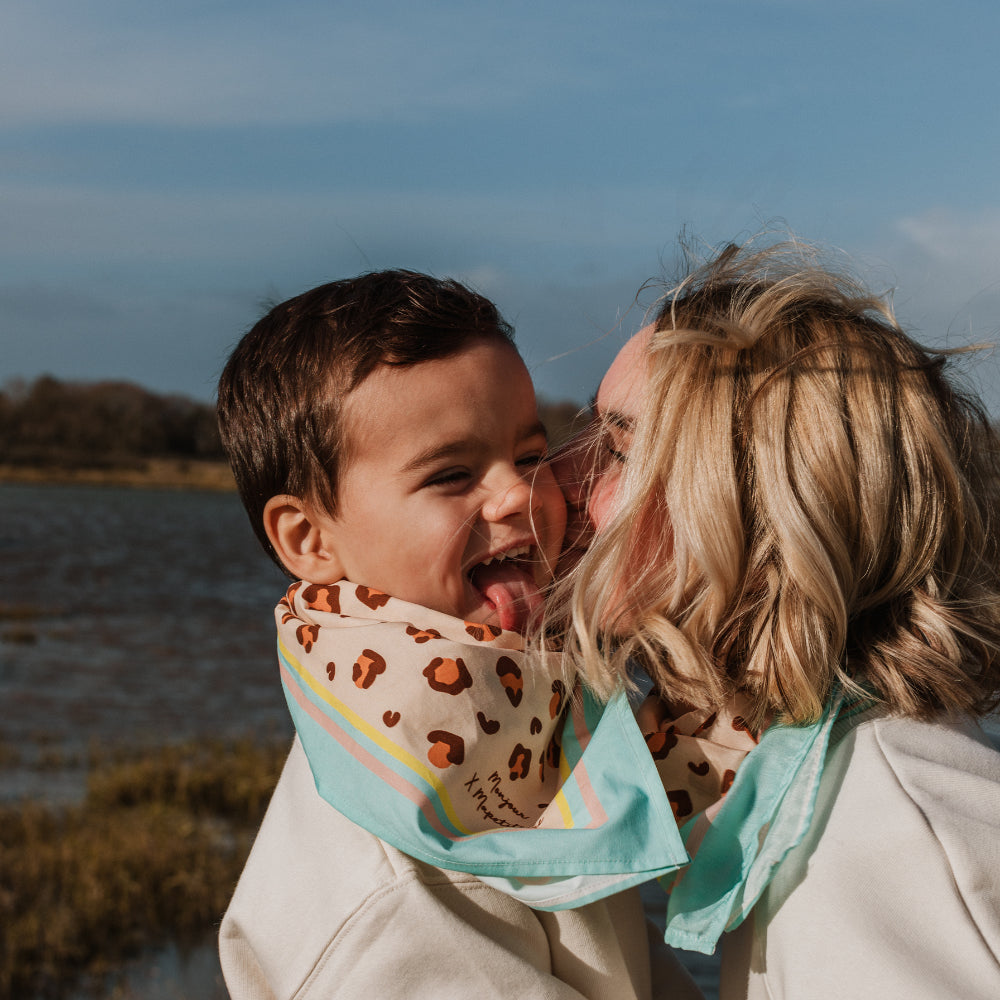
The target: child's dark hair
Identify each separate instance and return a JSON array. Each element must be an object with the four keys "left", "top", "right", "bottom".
[{"left": 217, "top": 269, "right": 515, "bottom": 567}]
